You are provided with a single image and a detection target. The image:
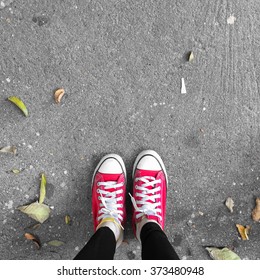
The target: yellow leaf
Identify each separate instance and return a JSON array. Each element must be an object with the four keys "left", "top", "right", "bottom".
[
  {"left": 65, "top": 215, "right": 71, "bottom": 225},
  {"left": 18, "top": 202, "right": 50, "bottom": 223},
  {"left": 206, "top": 247, "right": 241, "bottom": 260},
  {"left": 236, "top": 224, "right": 251, "bottom": 240},
  {"left": 39, "top": 173, "right": 47, "bottom": 204},
  {"left": 48, "top": 240, "right": 65, "bottom": 247},
  {"left": 188, "top": 51, "right": 194, "bottom": 62},
  {"left": 54, "top": 88, "right": 65, "bottom": 104},
  {"left": 8, "top": 96, "right": 29, "bottom": 117}
]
